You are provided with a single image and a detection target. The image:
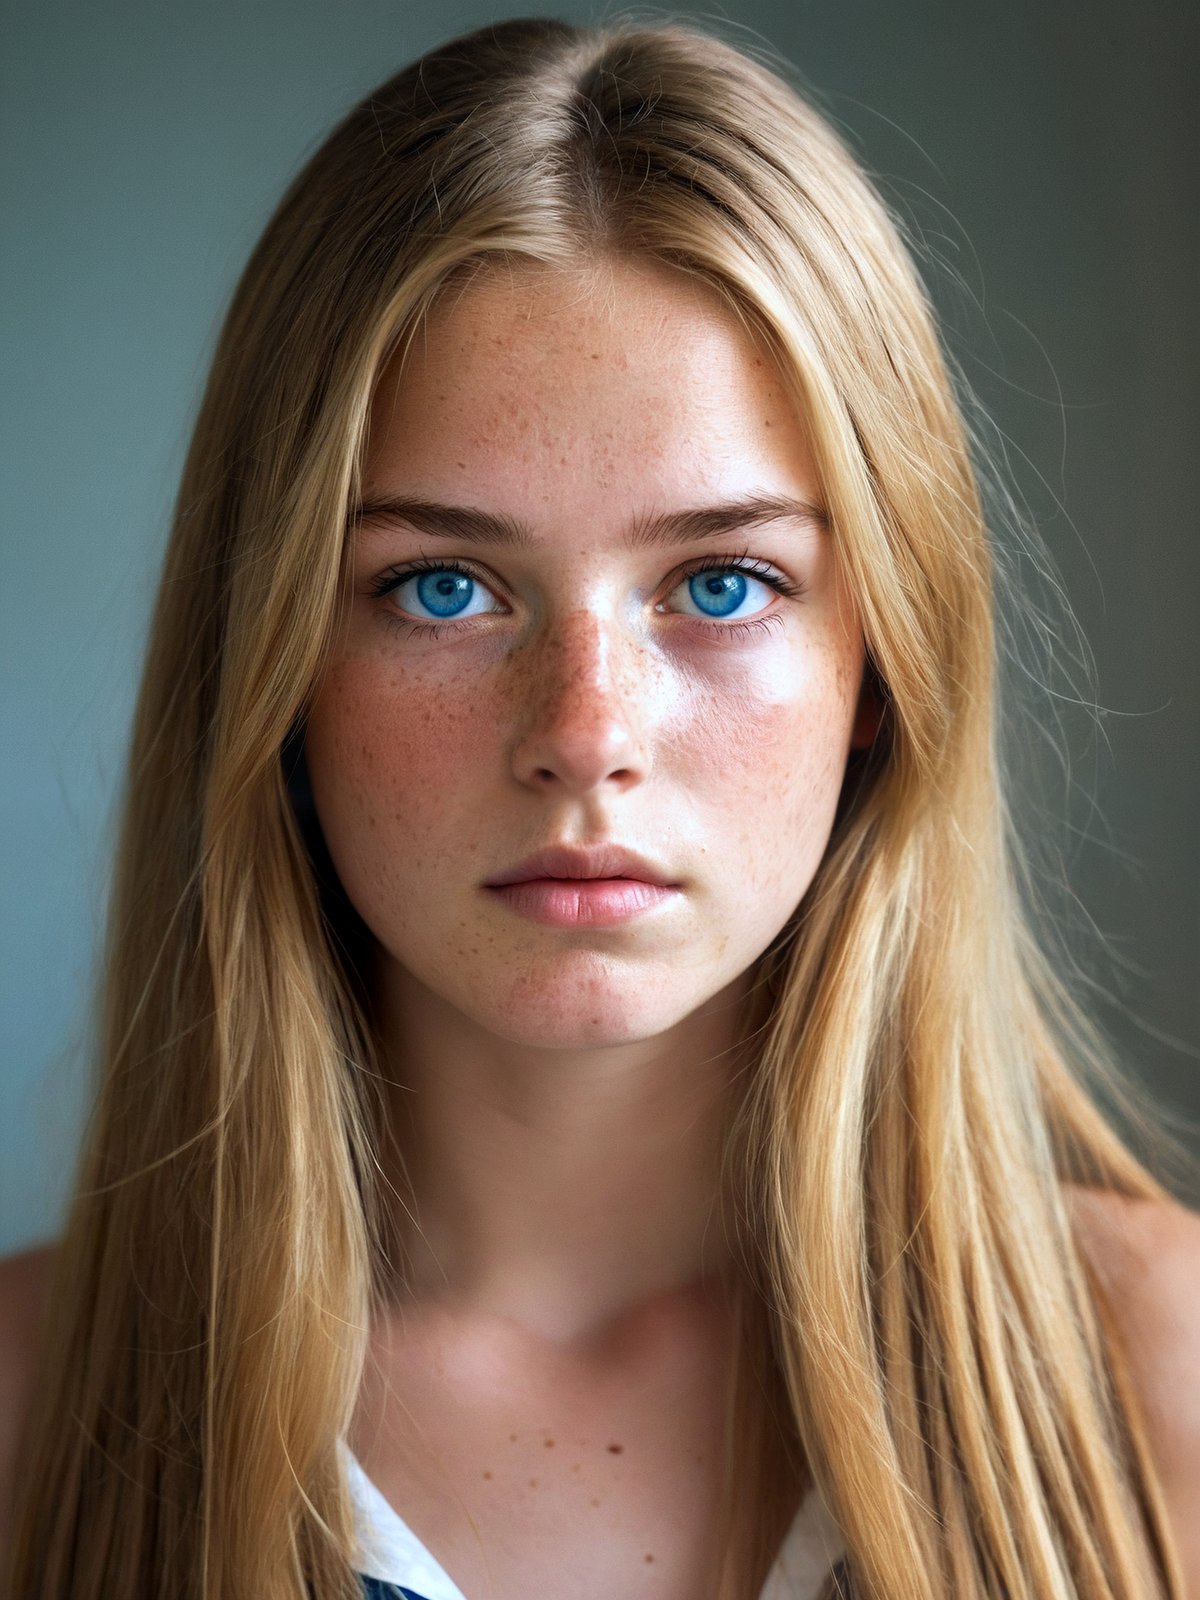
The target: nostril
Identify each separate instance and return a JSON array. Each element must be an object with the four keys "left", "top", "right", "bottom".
[{"left": 526, "top": 757, "right": 641, "bottom": 793}]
